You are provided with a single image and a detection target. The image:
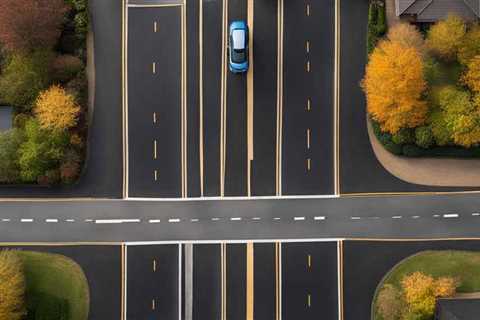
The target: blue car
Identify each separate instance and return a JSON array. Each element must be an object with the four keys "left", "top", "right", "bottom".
[{"left": 228, "top": 20, "right": 249, "bottom": 73}]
